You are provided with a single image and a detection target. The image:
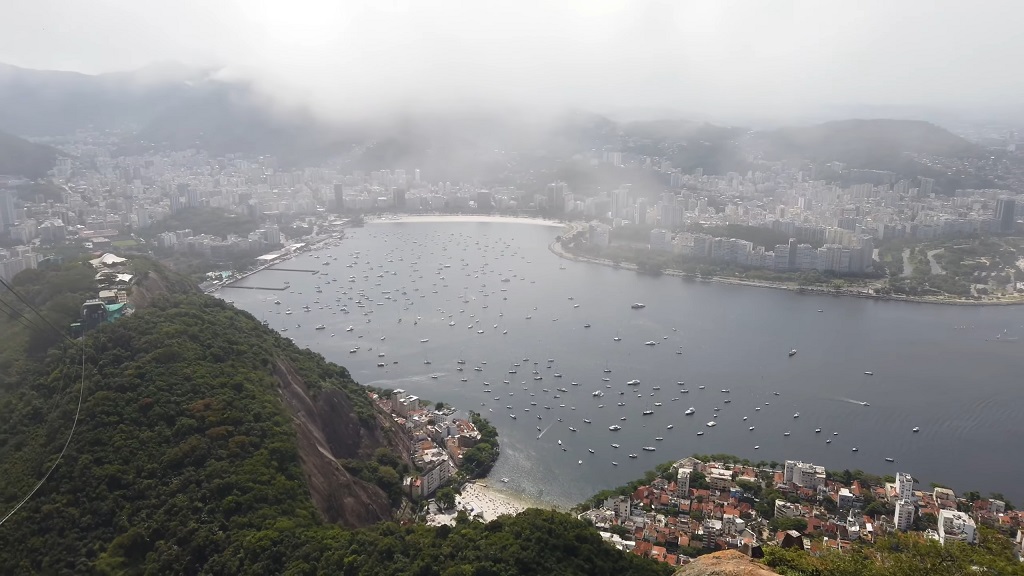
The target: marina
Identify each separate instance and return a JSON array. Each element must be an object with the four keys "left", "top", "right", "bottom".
[{"left": 224, "top": 218, "right": 1024, "bottom": 508}]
